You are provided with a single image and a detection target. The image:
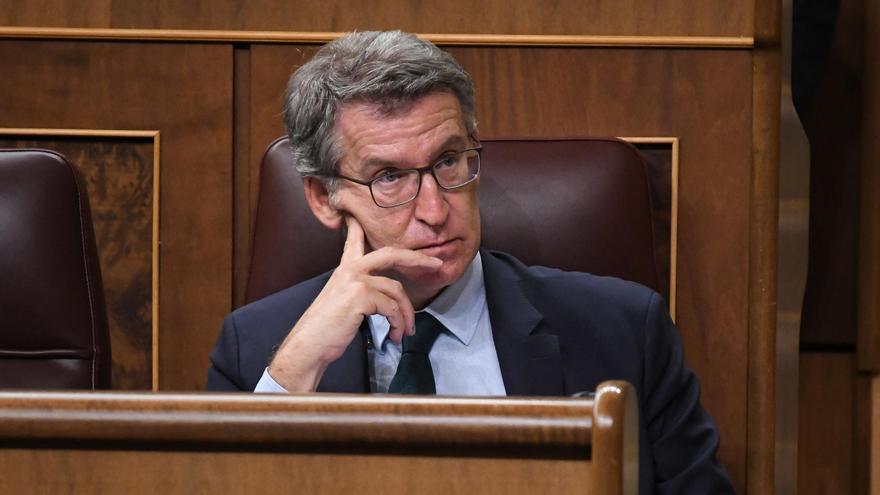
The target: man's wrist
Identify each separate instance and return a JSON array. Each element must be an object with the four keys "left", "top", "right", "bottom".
[{"left": 267, "top": 332, "right": 331, "bottom": 392}]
